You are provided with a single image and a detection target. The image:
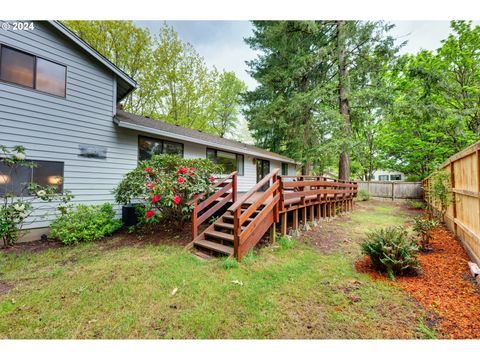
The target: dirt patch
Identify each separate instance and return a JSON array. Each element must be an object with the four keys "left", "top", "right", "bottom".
[
  {"left": 356, "top": 225, "right": 480, "bottom": 339},
  {"left": 0, "top": 281, "right": 14, "bottom": 296},
  {"left": 98, "top": 222, "right": 193, "bottom": 251},
  {"left": 1, "top": 240, "right": 63, "bottom": 254}
]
